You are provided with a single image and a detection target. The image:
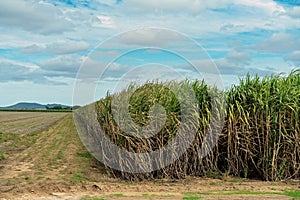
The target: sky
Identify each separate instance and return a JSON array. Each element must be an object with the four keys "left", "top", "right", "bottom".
[{"left": 1, "top": 0, "right": 300, "bottom": 106}]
